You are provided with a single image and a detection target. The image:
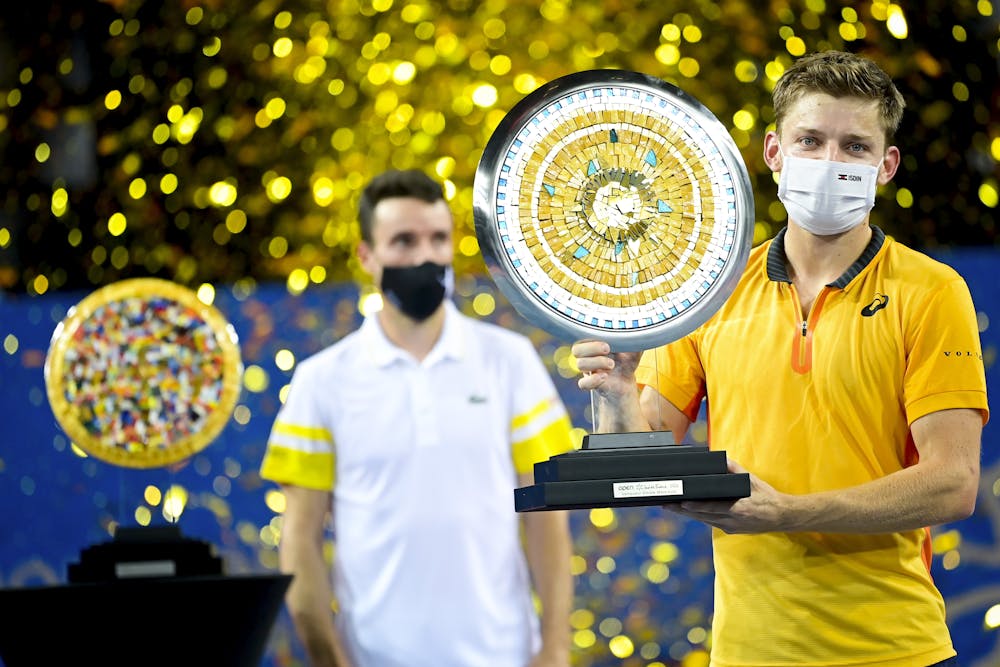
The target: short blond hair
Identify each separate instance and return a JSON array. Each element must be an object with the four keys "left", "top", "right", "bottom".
[{"left": 773, "top": 51, "right": 906, "bottom": 144}]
